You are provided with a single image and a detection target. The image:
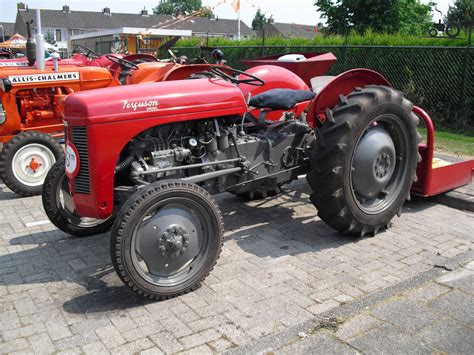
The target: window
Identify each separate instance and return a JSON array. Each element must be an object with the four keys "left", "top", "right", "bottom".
[{"left": 55, "top": 29, "right": 62, "bottom": 42}]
